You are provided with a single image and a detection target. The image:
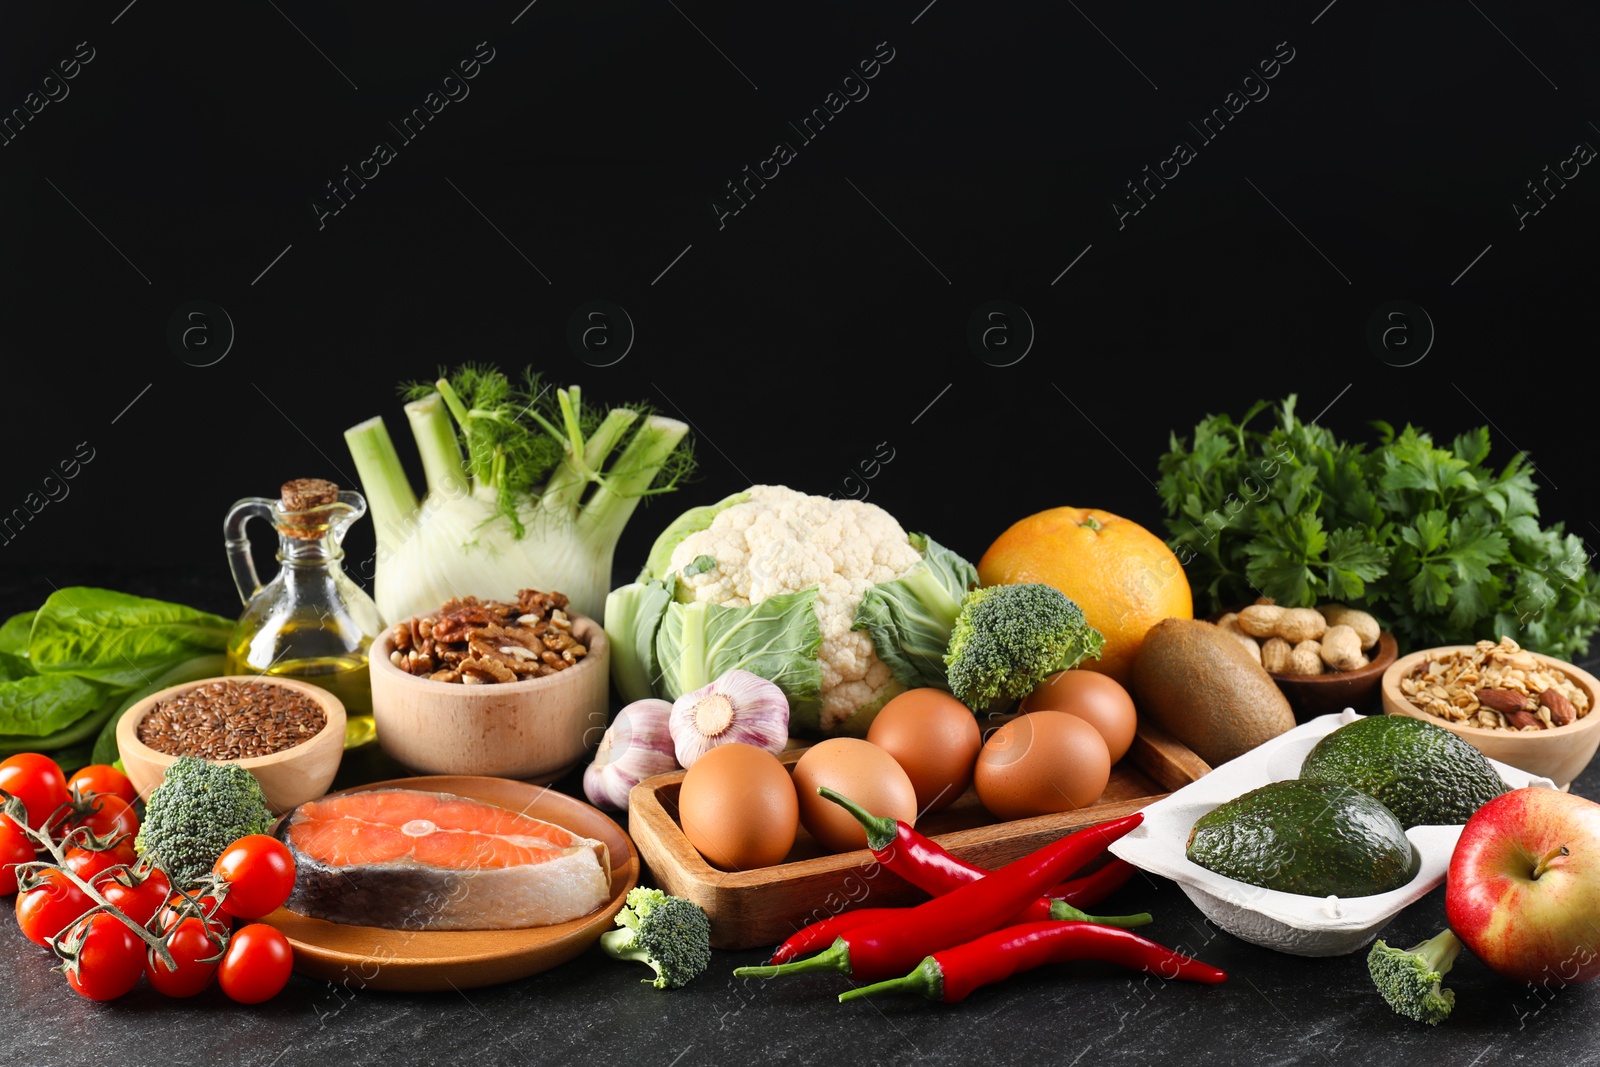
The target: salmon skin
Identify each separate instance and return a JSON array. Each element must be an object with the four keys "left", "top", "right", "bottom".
[{"left": 277, "top": 788, "right": 612, "bottom": 931}]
